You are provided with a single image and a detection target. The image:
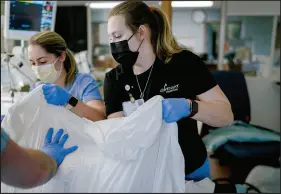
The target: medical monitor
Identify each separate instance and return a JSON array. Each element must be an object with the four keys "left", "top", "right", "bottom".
[{"left": 4, "top": 1, "right": 57, "bottom": 41}]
